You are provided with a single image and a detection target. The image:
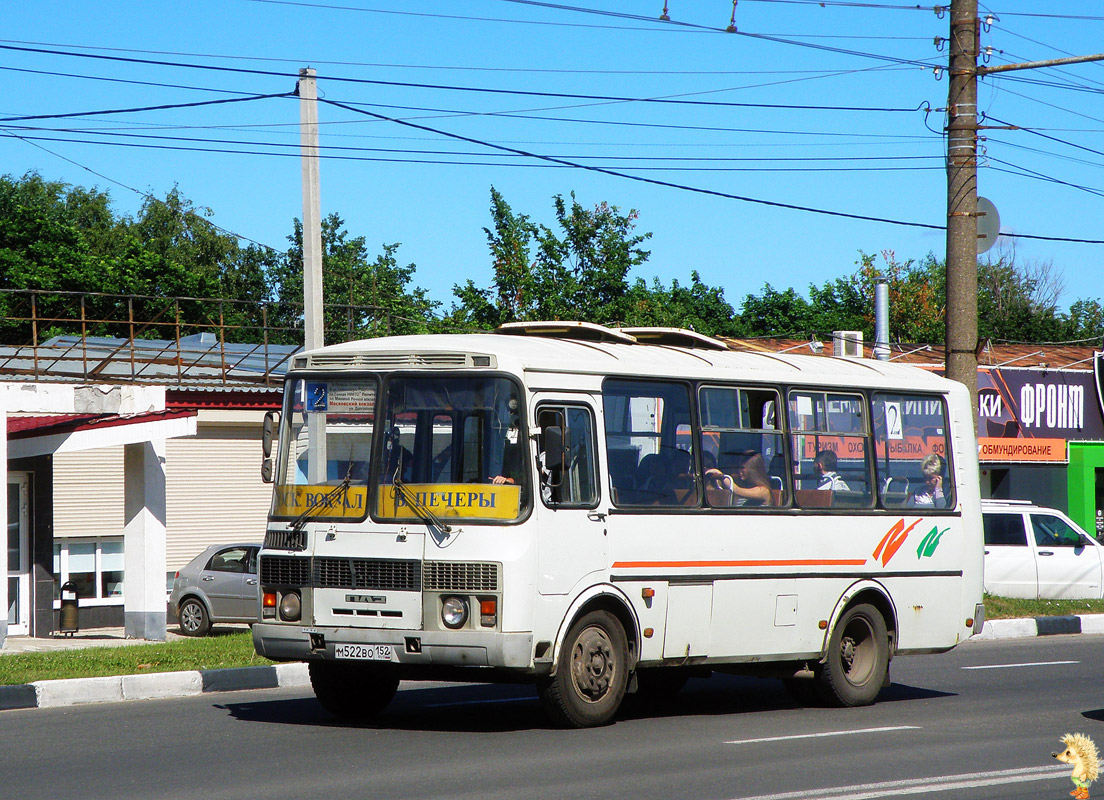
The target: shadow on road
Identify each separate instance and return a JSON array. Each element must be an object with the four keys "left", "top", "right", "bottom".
[{"left": 217, "top": 671, "right": 955, "bottom": 733}]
